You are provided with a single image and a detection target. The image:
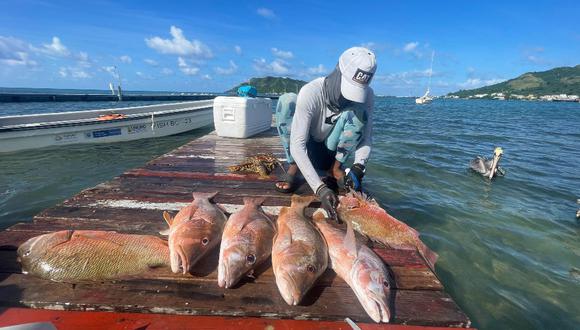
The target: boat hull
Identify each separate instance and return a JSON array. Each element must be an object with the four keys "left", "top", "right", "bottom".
[{"left": 0, "top": 101, "right": 214, "bottom": 153}]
